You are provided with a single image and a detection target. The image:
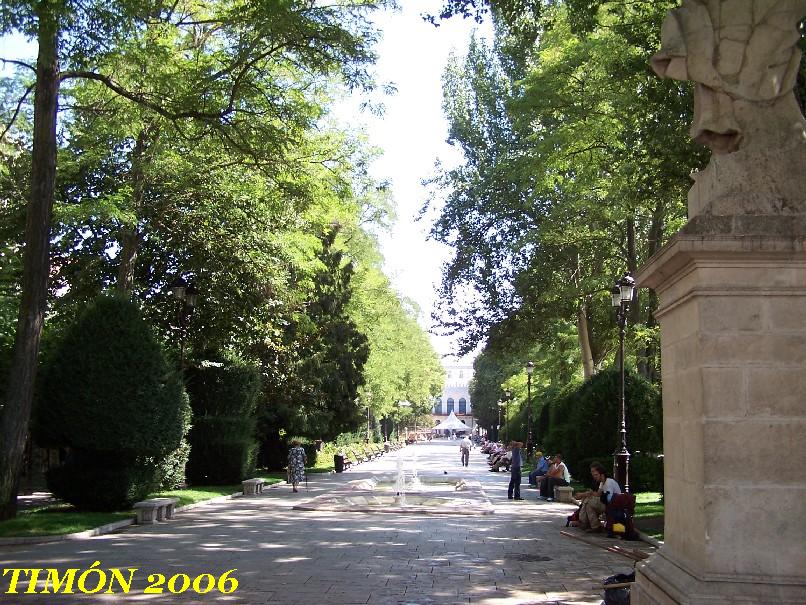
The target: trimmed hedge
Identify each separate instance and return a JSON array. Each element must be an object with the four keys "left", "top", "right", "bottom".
[
  {"left": 185, "top": 357, "right": 261, "bottom": 484},
  {"left": 36, "top": 295, "right": 191, "bottom": 510},
  {"left": 538, "top": 368, "right": 663, "bottom": 492}
]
